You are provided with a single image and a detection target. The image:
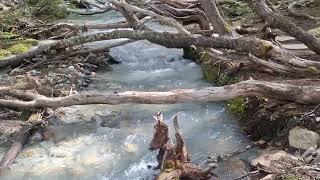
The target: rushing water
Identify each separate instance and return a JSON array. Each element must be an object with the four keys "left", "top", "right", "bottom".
[{"left": 0, "top": 11, "right": 256, "bottom": 180}]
